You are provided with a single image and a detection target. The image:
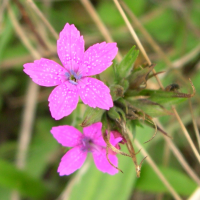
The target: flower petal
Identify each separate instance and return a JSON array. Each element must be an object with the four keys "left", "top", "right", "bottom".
[
  {"left": 48, "top": 82, "right": 79, "bottom": 120},
  {"left": 79, "top": 42, "right": 118, "bottom": 76},
  {"left": 83, "top": 122, "right": 102, "bottom": 139},
  {"left": 92, "top": 149, "right": 118, "bottom": 175},
  {"left": 78, "top": 77, "right": 113, "bottom": 110},
  {"left": 23, "top": 58, "right": 65, "bottom": 86},
  {"left": 51, "top": 126, "right": 82, "bottom": 147},
  {"left": 83, "top": 122, "right": 107, "bottom": 147},
  {"left": 107, "top": 131, "right": 122, "bottom": 146},
  {"left": 57, "top": 23, "right": 84, "bottom": 72},
  {"left": 58, "top": 146, "right": 87, "bottom": 176}
]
